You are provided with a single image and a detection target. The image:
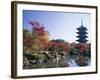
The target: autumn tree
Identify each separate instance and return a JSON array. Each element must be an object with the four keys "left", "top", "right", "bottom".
[
  {"left": 29, "top": 20, "right": 50, "bottom": 51},
  {"left": 23, "top": 28, "right": 34, "bottom": 54}
]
